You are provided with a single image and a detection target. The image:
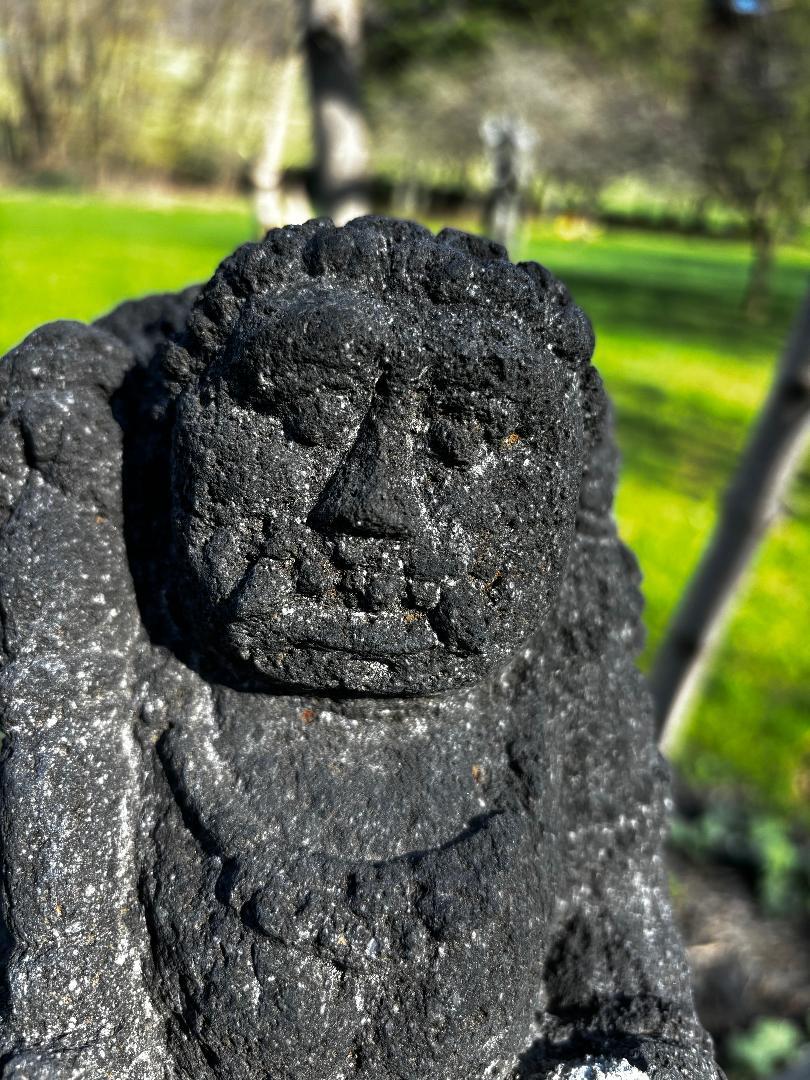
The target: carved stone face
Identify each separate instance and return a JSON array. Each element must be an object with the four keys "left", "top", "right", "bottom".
[{"left": 169, "top": 220, "right": 592, "bottom": 694}]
